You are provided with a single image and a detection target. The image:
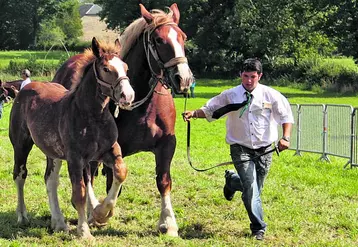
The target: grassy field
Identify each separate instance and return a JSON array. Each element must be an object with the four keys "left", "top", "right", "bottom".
[
  {"left": 0, "top": 80, "right": 357, "bottom": 246},
  {"left": 0, "top": 50, "right": 73, "bottom": 69}
]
